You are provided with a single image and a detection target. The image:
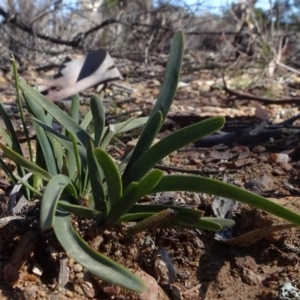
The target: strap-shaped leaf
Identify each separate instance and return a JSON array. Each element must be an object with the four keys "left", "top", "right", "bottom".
[
  {"left": 122, "top": 111, "right": 162, "bottom": 180},
  {"left": 151, "top": 175, "right": 300, "bottom": 226},
  {"left": 0, "top": 101, "right": 26, "bottom": 179},
  {"left": 33, "top": 119, "right": 87, "bottom": 167},
  {"left": 41, "top": 174, "right": 78, "bottom": 230},
  {"left": 100, "top": 126, "right": 115, "bottom": 150},
  {"left": 98, "top": 117, "right": 149, "bottom": 151},
  {"left": 93, "top": 148, "right": 122, "bottom": 212},
  {"left": 201, "top": 217, "right": 235, "bottom": 228},
  {"left": 0, "top": 157, "right": 17, "bottom": 183},
  {"left": 127, "top": 204, "right": 204, "bottom": 218},
  {"left": 100, "top": 117, "right": 138, "bottom": 150},
  {"left": 80, "top": 110, "right": 93, "bottom": 130},
  {"left": 90, "top": 95, "right": 105, "bottom": 147},
  {"left": 58, "top": 200, "right": 103, "bottom": 222},
  {"left": 116, "top": 212, "right": 154, "bottom": 223},
  {"left": 150, "top": 30, "right": 184, "bottom": 123},
  {"left": 108, "top": 170, "right": 163, "bottom": 222},
  {"left": 13, "top": 61, "right": 34, "bottom": 163},
  {"left": 0, "top": 123, "right": 12, "bottom": 148},
  {"left": 123, "top": 117, "right": 224, "bottom": 186},
  {"left": 0, "top": 101, "right": 22, "bottom": 153},
  {"left": 53, "top": 210, "right": 146, "bottom": 292},
  {"left": 126, "top": 208, "right": 177, "bottom": 235},
  {"left": 64, "top": 95, "right": 80, "bottom": 176},
  {"left": 32, "top": 120, "right": 58, "bottom": 175},
  {"left": 14, "top": 173, "right": 42, "bottom": 196},
  {"left": 69, "top": 94, "right": 80, "bottom": 123},
  {"left": 0, "top": 143, "right": 52, "bottom": 181},
  {"left": 165, "top": 215, "right": 222, "bottom": 231},
  {"left": 113, "top": 117, "right": 148, "bottom": 134},
  {"left": 19, "top": 77, "right": 92, "bottom": 147},
  {"left": 67, "top": 130, "right": 81, "bottom": 181},
  {"left": 22, "top": 84, "right": 52, "bottom": 125},
  {"left": 87, "top": 141, "right": 106, "bottom": 213}
]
